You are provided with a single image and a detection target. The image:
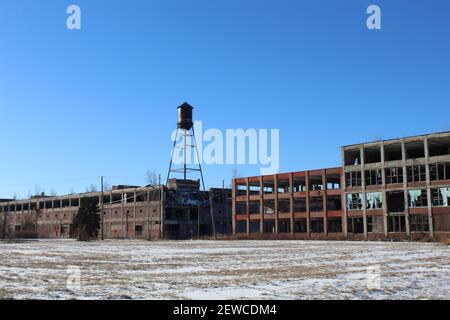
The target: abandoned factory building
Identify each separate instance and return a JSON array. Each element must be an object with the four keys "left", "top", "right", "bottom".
[
  {"left": 0, "top": 179, "right": 232, "bottom": 240},
  {"left": 233, "top": 131, "right": 450, "bottom": 242}
]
